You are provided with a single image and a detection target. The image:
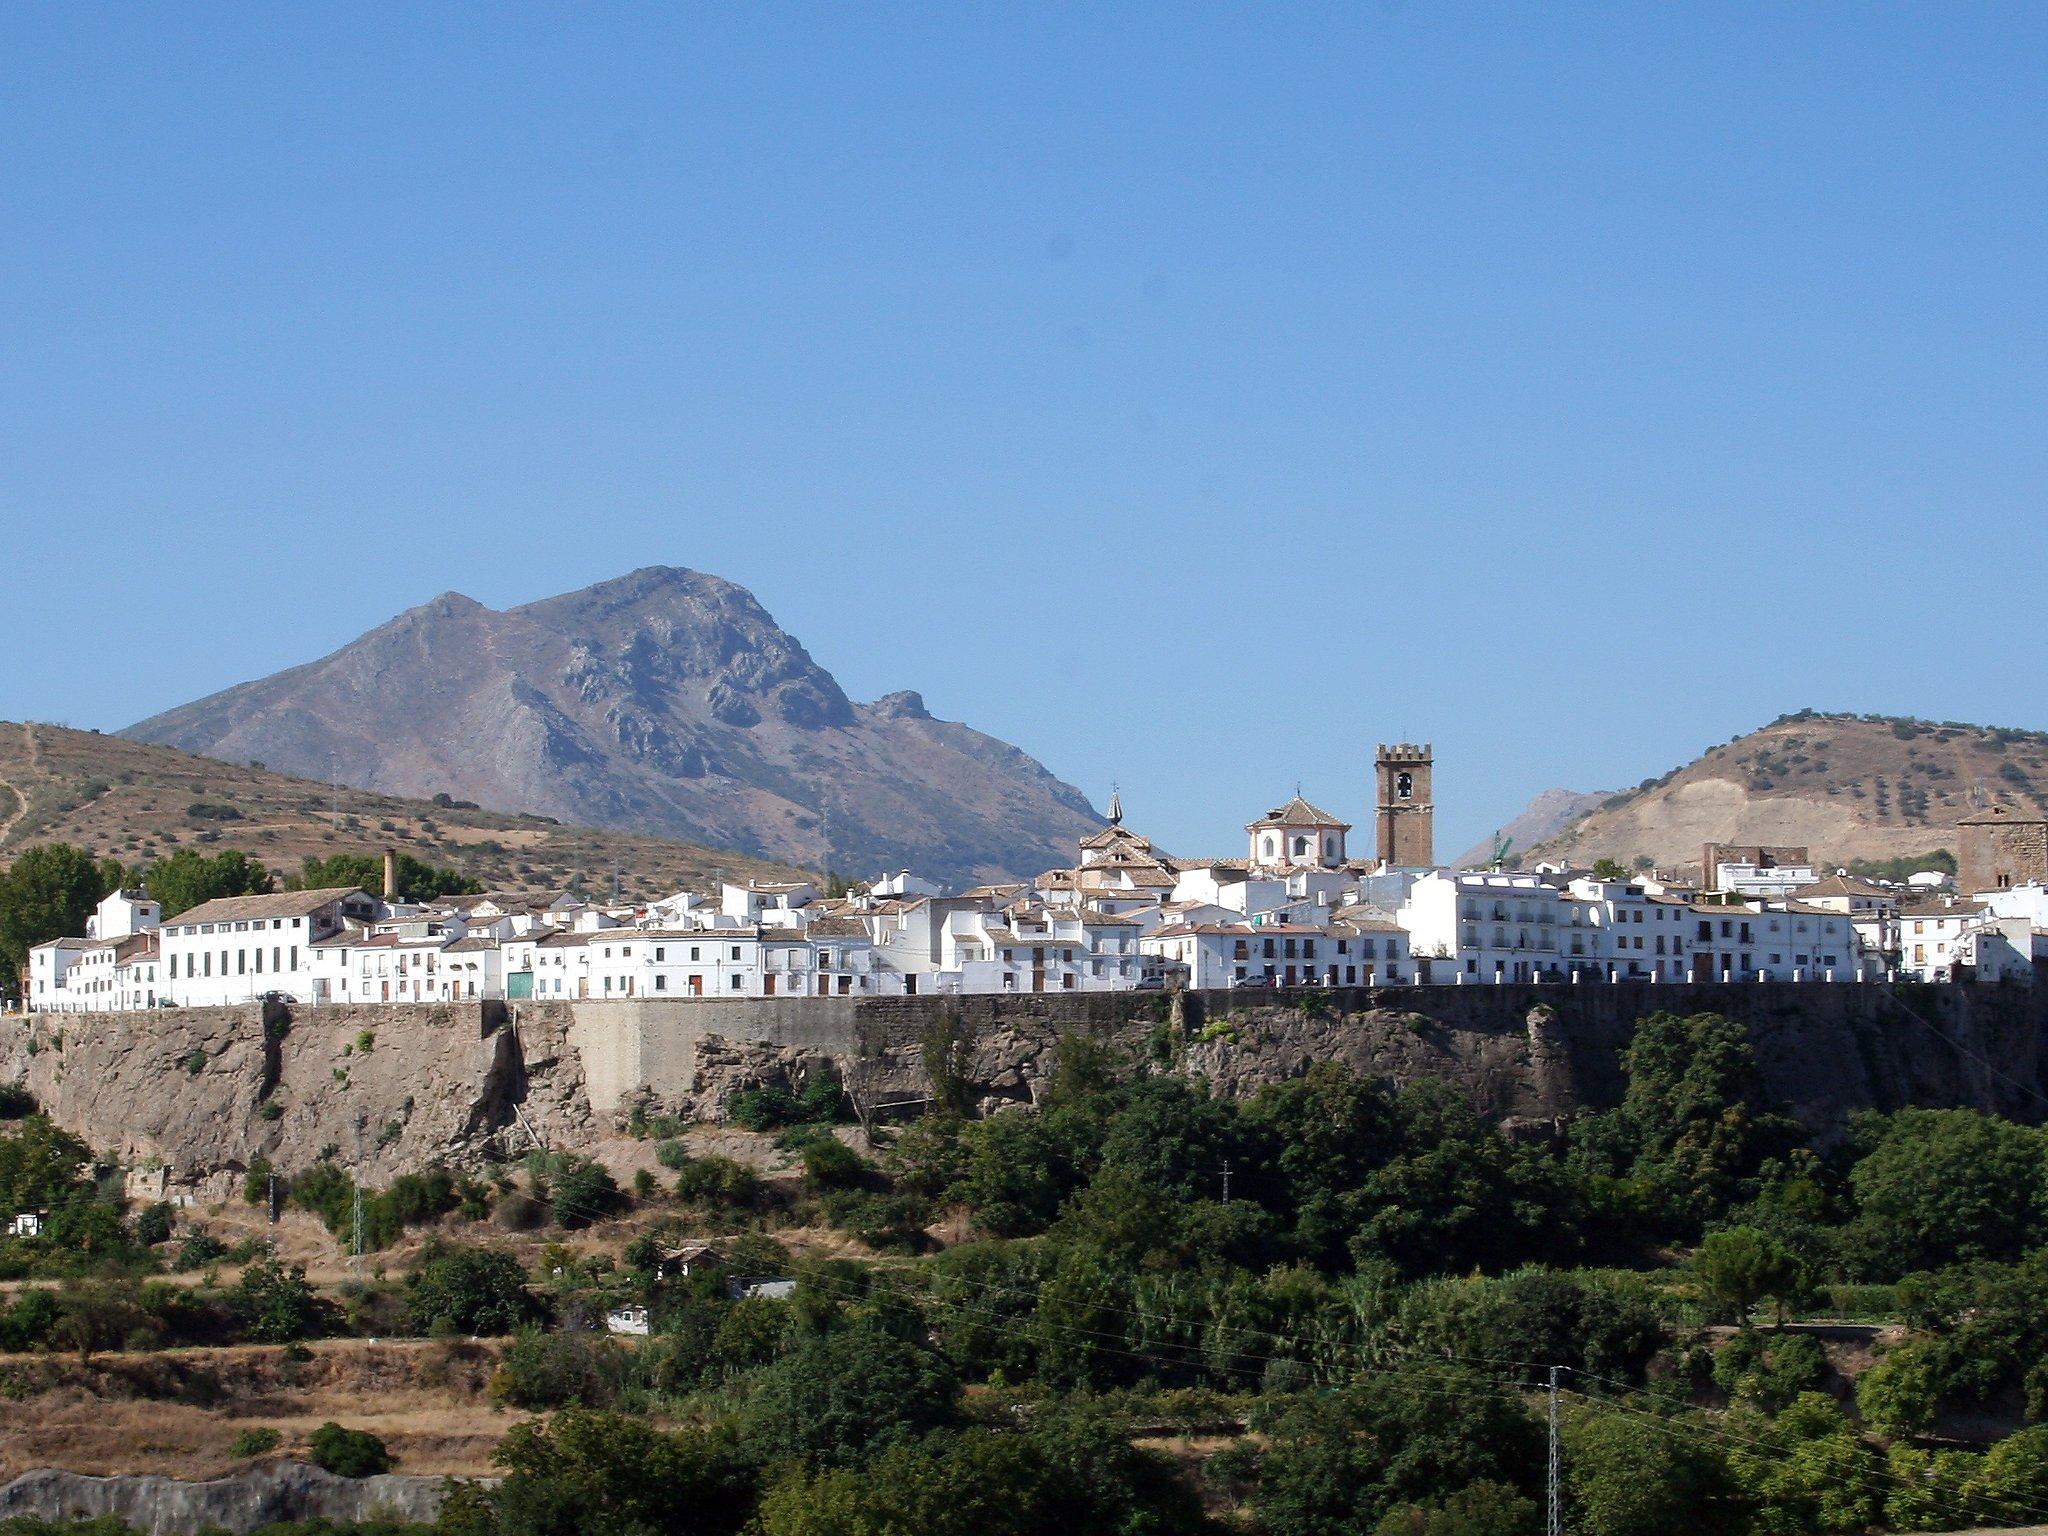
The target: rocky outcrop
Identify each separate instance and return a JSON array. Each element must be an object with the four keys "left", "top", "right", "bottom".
[
  {"left": 9, "top": 983, "right": 2048, "bottom": 1187},
  {"left": 122, "top": 566, "right": 1106, "bottom": 886},
  {"left": 0, "top": 1461, "right": 465, "bottom": 1535},
  {"left": 0, "top": 1001, "right": 593, "bottom": 1197}
]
